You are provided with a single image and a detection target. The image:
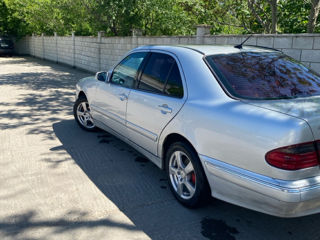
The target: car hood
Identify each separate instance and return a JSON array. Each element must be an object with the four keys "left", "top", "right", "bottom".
[
  {"left": 244, "top": 96, "right": 320, "bottom": 139},
  {"left": 78, "top": 76, "right": 95, "bottom": 83}
]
